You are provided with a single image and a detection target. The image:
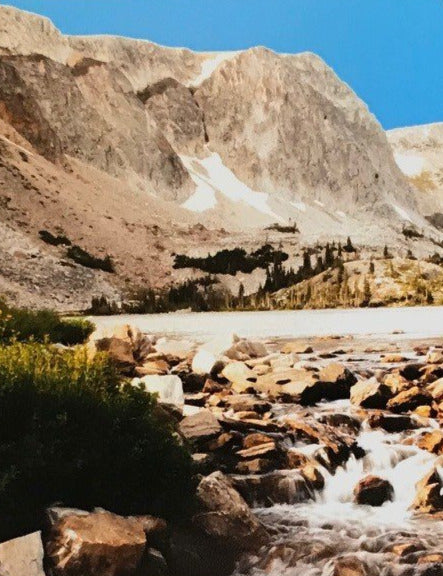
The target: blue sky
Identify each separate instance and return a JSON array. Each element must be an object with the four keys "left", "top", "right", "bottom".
[{"left": 3, "top": 0, "right": 442, "bottom": 129}]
